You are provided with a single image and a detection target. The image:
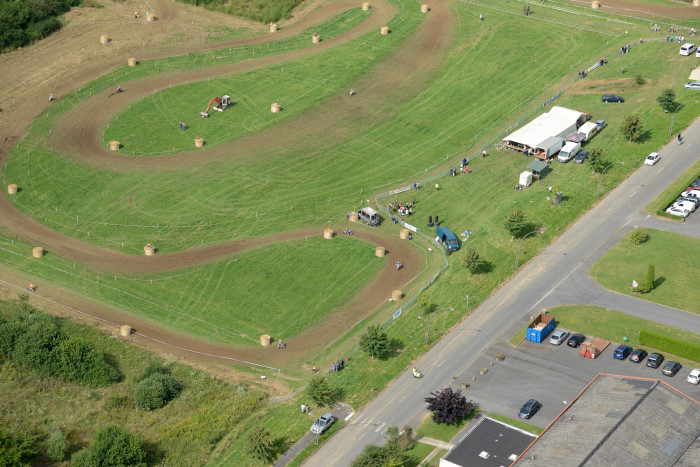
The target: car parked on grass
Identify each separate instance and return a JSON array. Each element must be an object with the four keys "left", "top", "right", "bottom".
[
  {"left": 602, "top": 94, "right": 624, "bottom": 103},
  {"left": 574, "top": 151, "right": 589, "bottom": 164},
  {"left": 595, "top": 120, "right": 607, "bottom": 131},
  {"left": 550, "top": 329, "right": 570, "bottom": 345},
  {"left": 687, "top": 368, "right": 700, "bottom": 384},
  {"left": 644, "top": 153, "right": 660, "bottom": 166},
  {"left": 518, "top": 399, "right": 541, "bottom": 419},
  {"left": 630, "top": 348, "right": 648, "bottom": 363},
  {"left": 666, "top": 206, "right": 690, "bottom": 218},
  {"left": 684, "top": 81, "right": 700, "bottom": 90},
  {"left": 613, "top": 345, "right": 633, "bottom": 360},
  {"left": 567, "top": 333, "right": 585, "bottom": 348},
  {"left": 662, "top": 361, "right": 682, "bottom": 377},
  {"left": 646, "top": 353, "right": 664, "bottom": 369},
  {"left": 310, "top": 413, "right": 335, "bottom": 435}
]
